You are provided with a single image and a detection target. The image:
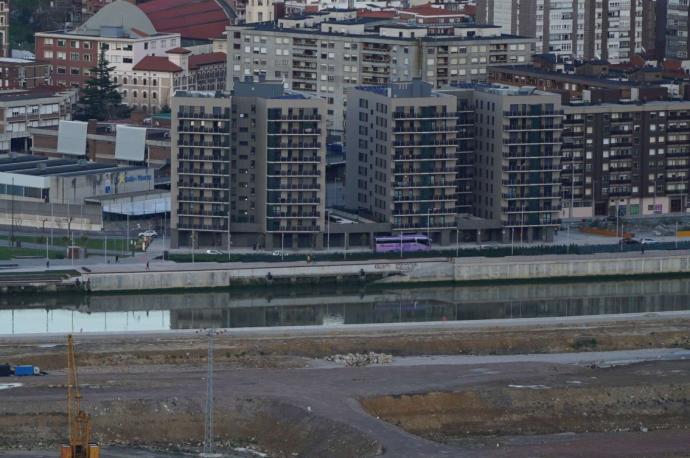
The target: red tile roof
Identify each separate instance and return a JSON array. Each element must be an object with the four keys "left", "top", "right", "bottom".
[
  {"left": 138, "top": 0, "right": 231, "bottom": 40},
  {"left": 133, "top": 56, "right": 183, "bottom": 72},
  {"left": 166, "top": 47, "right": 192, "bottom": 54},
  {"left": 189, "top": 52, "right": 227, "bottom": 70}
]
